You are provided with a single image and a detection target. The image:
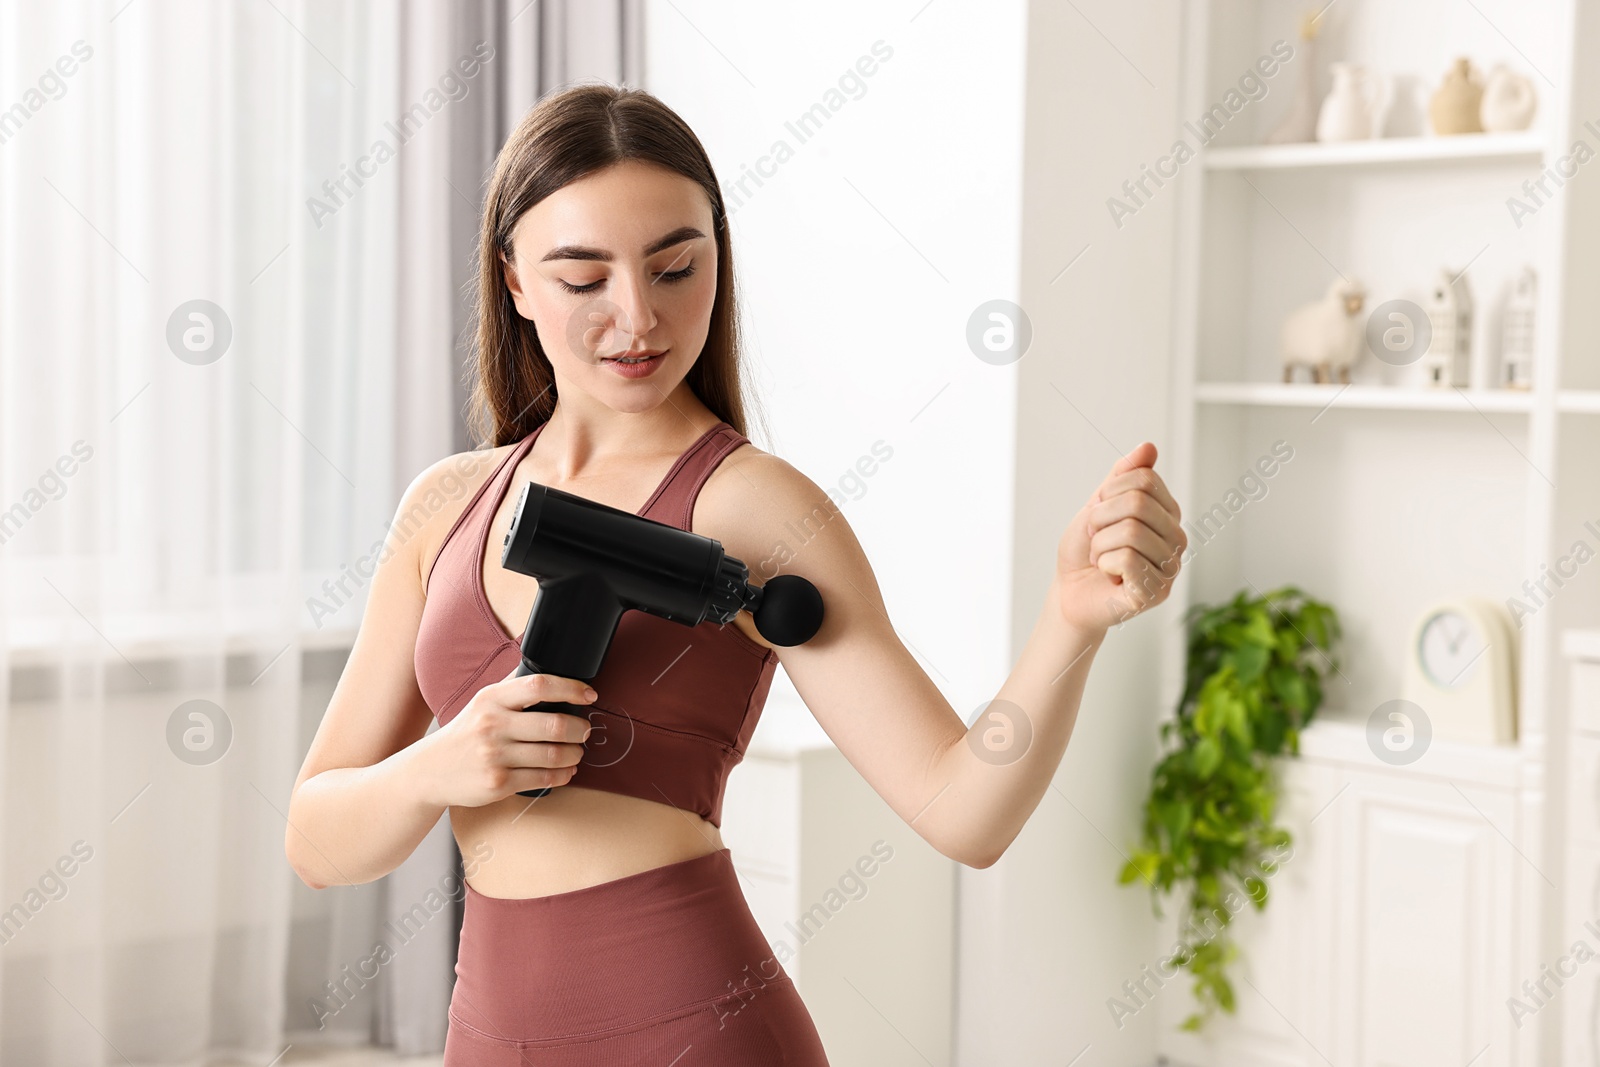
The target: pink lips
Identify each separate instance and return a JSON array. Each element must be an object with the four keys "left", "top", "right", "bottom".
[{"left": 601, "top": 349, "right": 666, "bottom": 378}]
